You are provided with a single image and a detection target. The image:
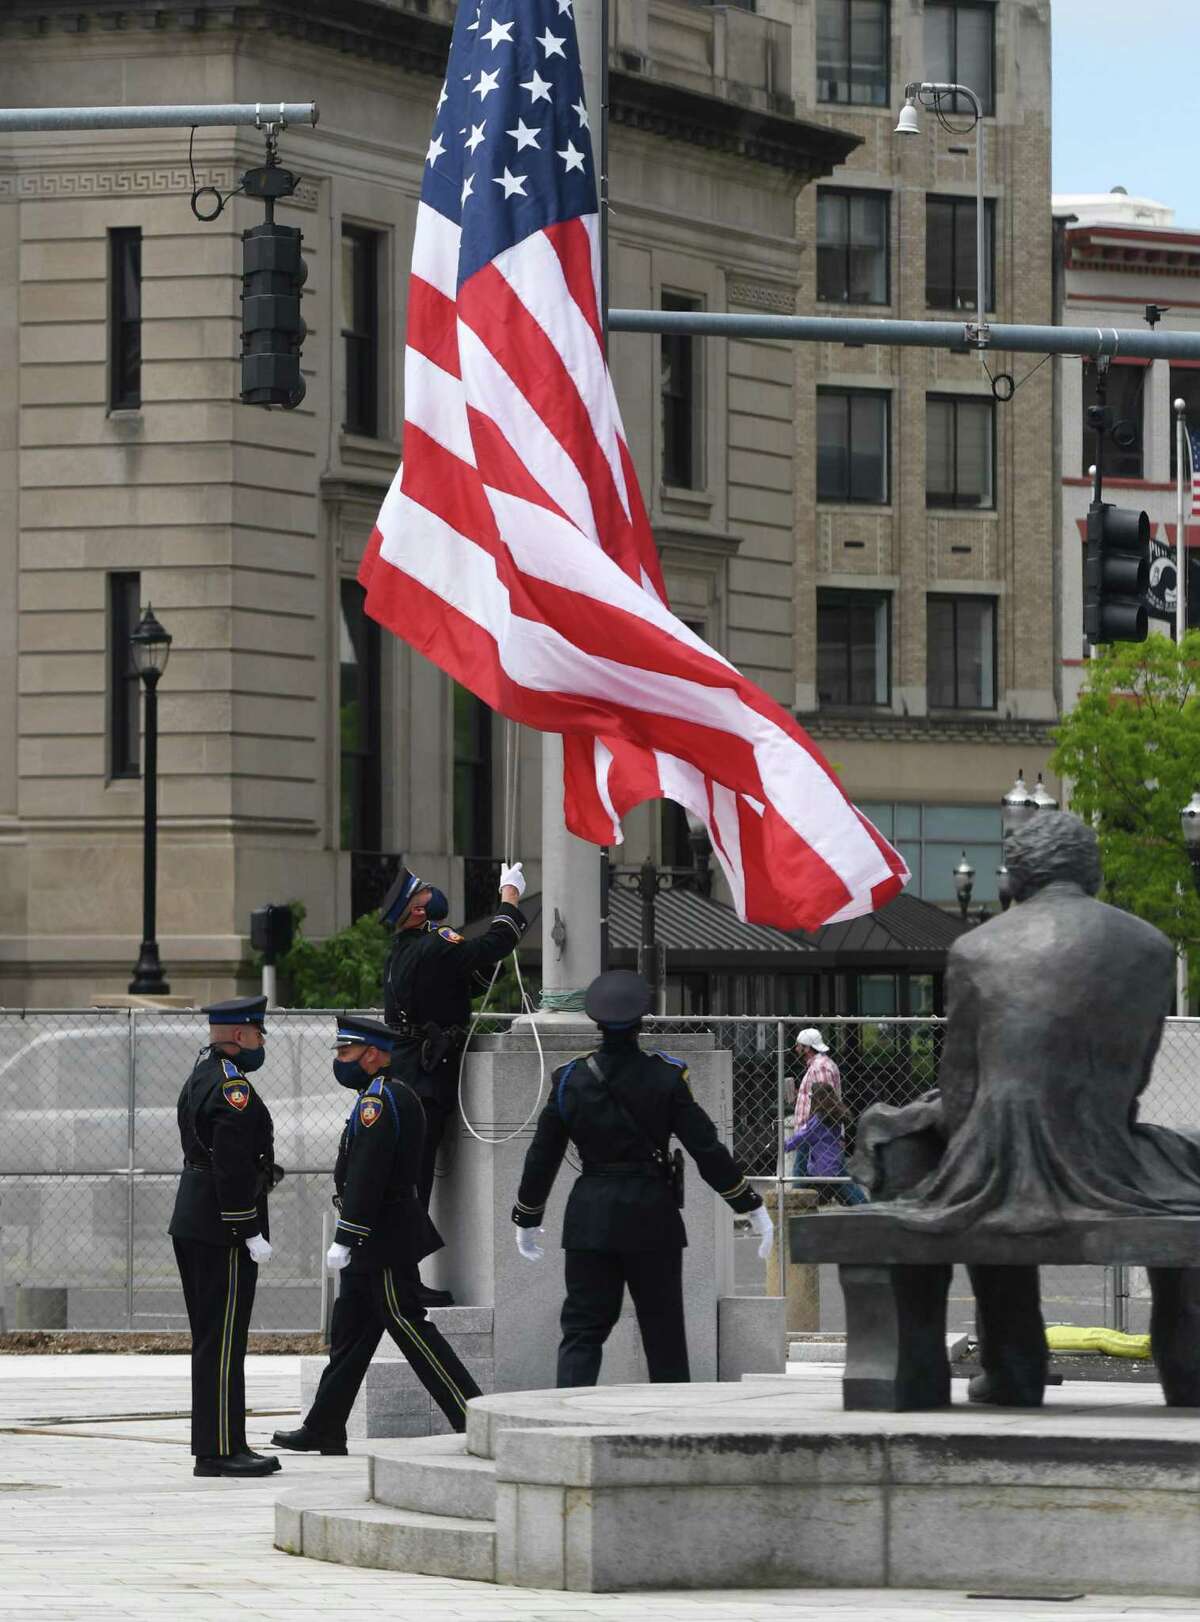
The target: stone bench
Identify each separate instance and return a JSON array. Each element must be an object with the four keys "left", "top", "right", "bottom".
[{"left": 790, "top": 1210, "right": 1200, "bottom": 1411}]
